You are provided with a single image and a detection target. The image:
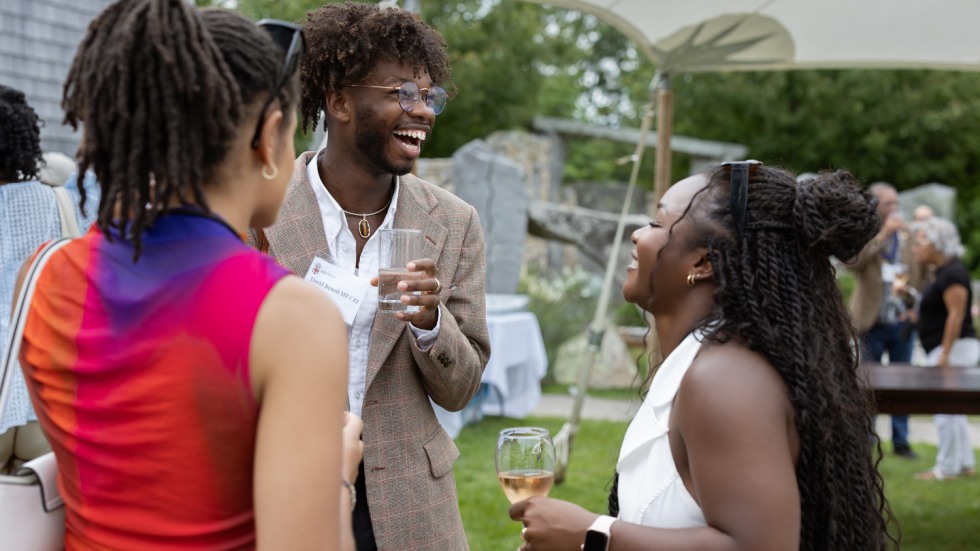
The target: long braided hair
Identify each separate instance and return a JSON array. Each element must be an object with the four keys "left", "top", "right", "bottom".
[
  {"left": 660, "top": 165, "right": 896, "bottom": 549},
  {"left": 299, "top": 1, "right": 453, "bottom": 134},
  {"left": 0, "top": 84, "right": 44, "bottom": 183},
  {"left": 61, "top": 0, "right": 298, "bottom": 259}
]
